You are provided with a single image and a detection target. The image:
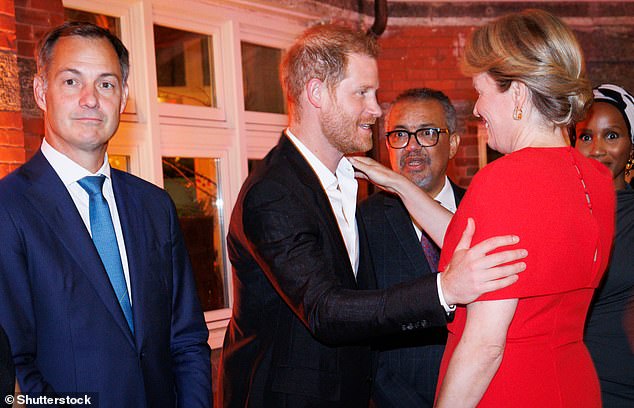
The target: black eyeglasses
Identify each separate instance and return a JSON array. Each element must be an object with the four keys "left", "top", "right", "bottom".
[{"left": 385, "top": 127, "right": 450, "bottom": 149}]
